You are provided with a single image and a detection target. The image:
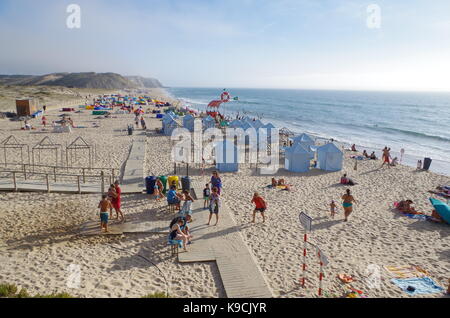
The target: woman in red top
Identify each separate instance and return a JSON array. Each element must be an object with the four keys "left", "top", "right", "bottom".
[
  {"left": 112, "top": 180, "right": 124, "bottom": 222},
  {"left": 251, "top": 192, "right": 267, "bottom": 223}
]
